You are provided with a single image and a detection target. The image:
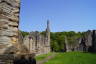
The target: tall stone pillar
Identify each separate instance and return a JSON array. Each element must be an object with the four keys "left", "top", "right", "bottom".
[
  {"left": 0, "top": 0, "right": 20, "bottom": 54},
  {"left": 65, "top": 36, "right": 70, "bottom": 52},
  {"left": 45, "top": 20, "right": 51, "bottom": 53}
]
